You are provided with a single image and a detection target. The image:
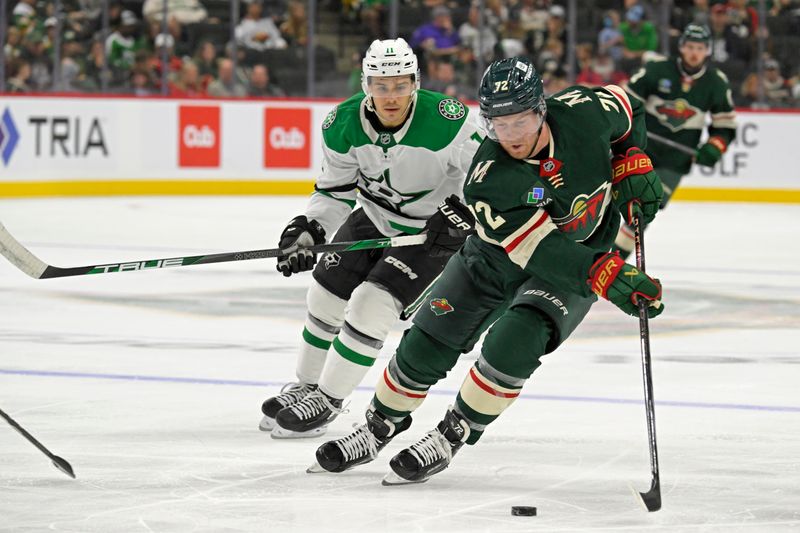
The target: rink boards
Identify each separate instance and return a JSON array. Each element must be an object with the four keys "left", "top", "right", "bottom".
[{"left": 0, "top": 94, "right": 799, "bottom": 202}]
